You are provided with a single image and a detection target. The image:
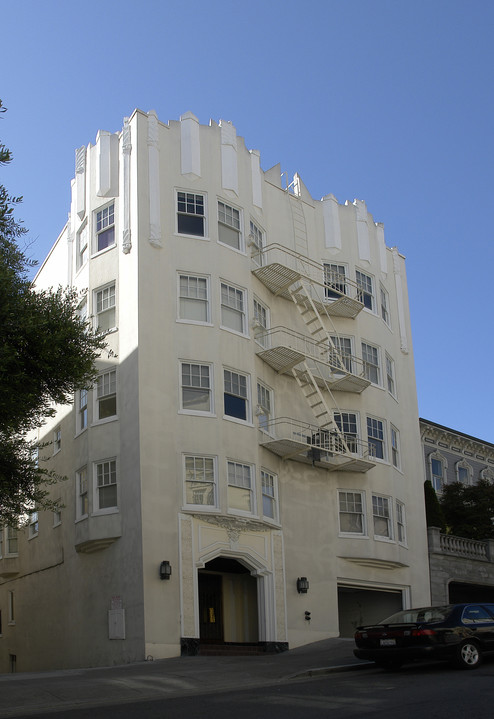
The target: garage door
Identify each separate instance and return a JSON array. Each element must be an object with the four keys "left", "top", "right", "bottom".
[{"left": 338, "top": 585, "right": 403, "bottom": 637}]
